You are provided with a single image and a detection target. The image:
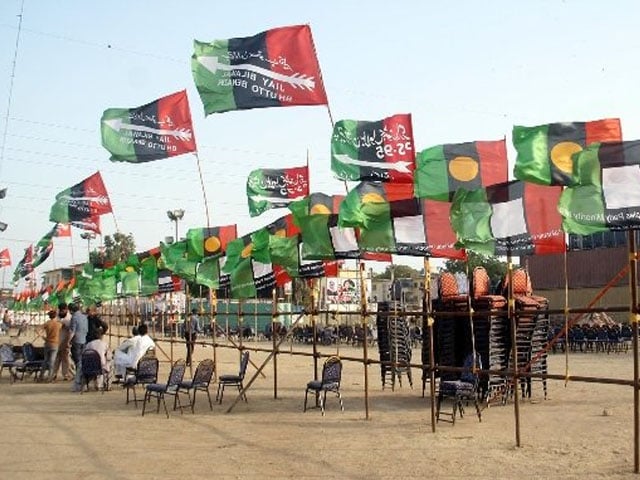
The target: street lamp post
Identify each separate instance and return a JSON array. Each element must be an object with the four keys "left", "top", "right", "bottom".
[
  {"left": 80, "top": 231, "right": 96, "bottom": 261},
  {"left": 167, "top": 209, "right": 185, "bottom": 242}
]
